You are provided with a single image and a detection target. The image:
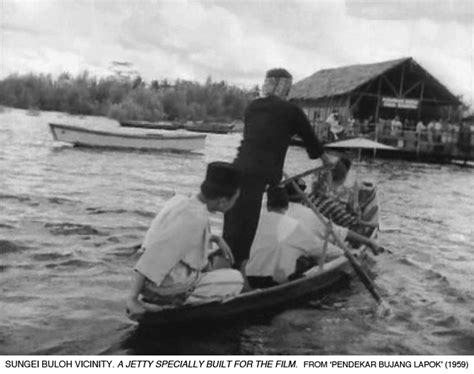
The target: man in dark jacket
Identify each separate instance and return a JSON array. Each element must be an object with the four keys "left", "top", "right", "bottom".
[{"left": 223, "top": 68, "right": 331, "bottom": 270}]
